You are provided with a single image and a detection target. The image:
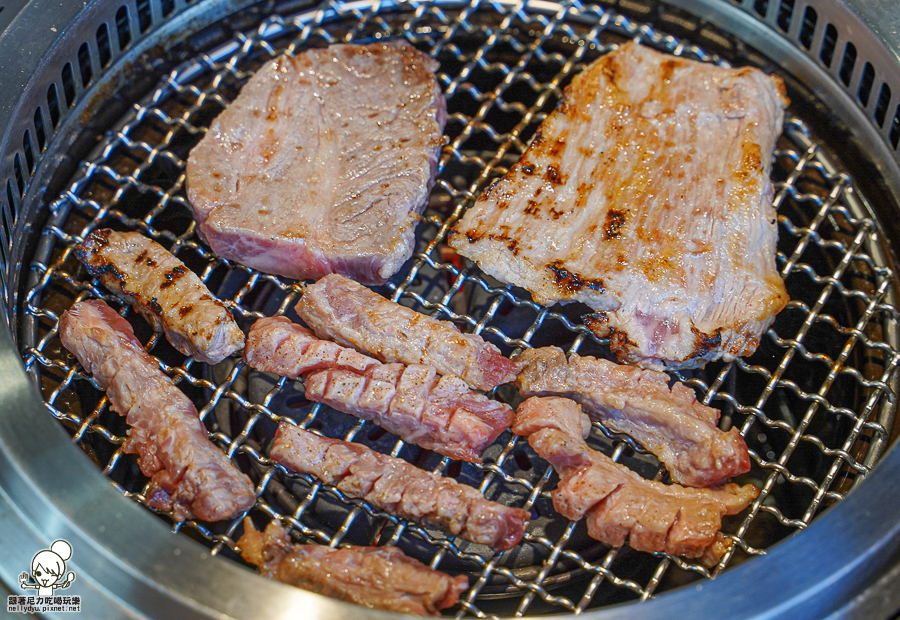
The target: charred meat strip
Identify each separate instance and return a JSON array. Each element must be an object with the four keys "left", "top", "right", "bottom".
[
  {"left": 245, "top": 317, "right": 514, "bottom": 462},
  {"left": 186, "top": 42, "right": 447, "bottom": 285},
  {"left": 513, "top": 346, "right": 749, "bottom": 487},
  {"left": 513, "top": 397, "right": 757, "bottom": 562},
  {"left": 58, "top": 300, "right": 255, "bottom": 522},
  {"left": 295, "top": 274, "right": 521, "bottom": 391},
  {"left": 74, "top": 229, "right": 245, "bottom": 364},
  {"left": 271, "top": 423, "right": 530, "bottom": 551},
  {"left": 450, "top": 42, "right": 788, "bottom": 370},
  {"left": 238, "top": 518, "right": 467, "bottom": 616}
]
